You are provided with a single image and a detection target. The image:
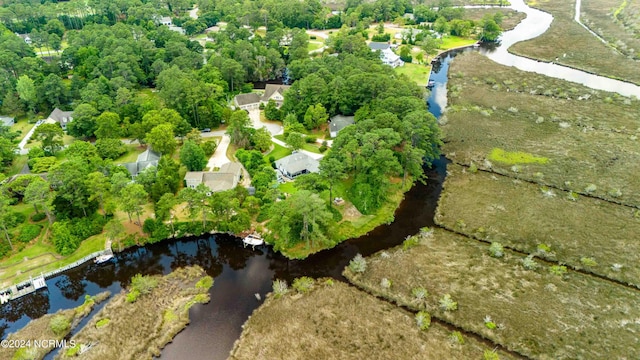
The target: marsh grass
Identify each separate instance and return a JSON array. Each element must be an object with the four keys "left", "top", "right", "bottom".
[
  {"left": 436, "top": 164, "right": 640, "bottom": 287},
  {"left": 510, "top": 0, "right": 640, "bottom": 83},
  {"left": 0, "top": 292, "right": 109, "bottom": 360},
  {"left": 229, "top": 279, "right": 516, "bottom": 360},
  {"left": 580, "top": 0, "right": 640, "bottom": 59},
  {"left": 344, "top": 228, "right": 640, "bottom": 359},
  {"left": 59, "top": 266, "right": 212, "bottom": 360},
  {"left": 443, "top": 53, "right": 640, "bottom": 207}
]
